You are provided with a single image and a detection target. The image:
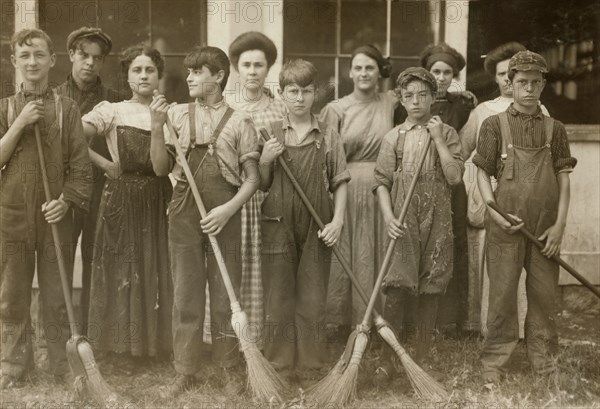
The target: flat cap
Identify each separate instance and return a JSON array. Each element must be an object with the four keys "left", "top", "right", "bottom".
[
  {"left": 508, "top": 50, "right": 548, "bottom": 73},
  {"left": 66, "top": 26, "right": 112, "bottom": 54},
  {"left": 396, "top": 67, "right": 438, "bottom": 93}
]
